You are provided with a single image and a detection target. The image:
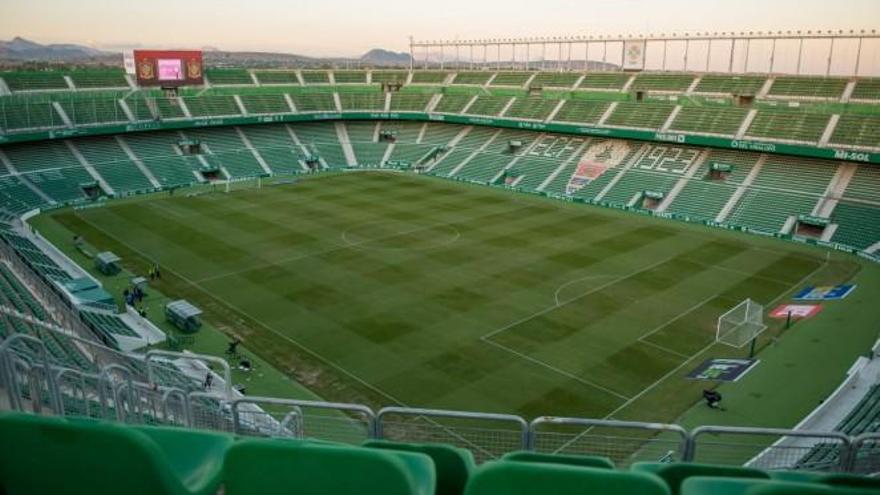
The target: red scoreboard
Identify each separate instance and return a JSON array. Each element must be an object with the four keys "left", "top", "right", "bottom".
[{"left": 132, "top": 50, "right": 204, "bottom": 87}]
